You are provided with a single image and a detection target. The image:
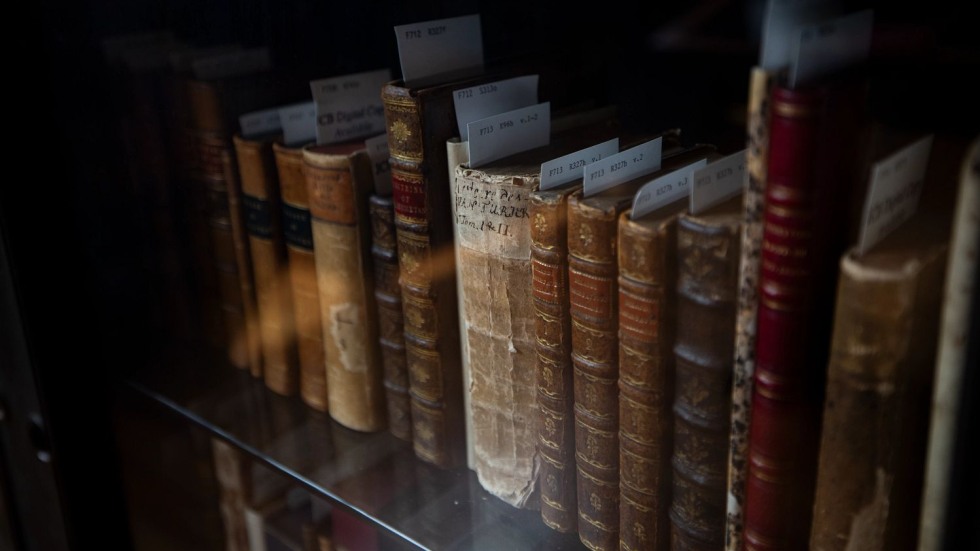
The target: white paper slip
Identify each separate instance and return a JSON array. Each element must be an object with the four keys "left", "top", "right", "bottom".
[
  {"left": 191, "top": 46, "right": 272, "bottom": 80},
  {"left": 364, "top": 133, "right": 392, "bottom": 196},
  {"left": 278, "top": 101, "right": 317, "bottom": 147},
  {"left": 857, "top": 135, "right": 933, "bottom": 256},
  {"left": 582, "top": 138, "right": 662, "bottom": 197},
  {"left": 789, "top": 9, "right": 873, "bottom": 87},
  {"left": 631, "top": 159, "right": 707, "bottom": 220},
  {"left": 539, "top": 139, "right": 619, "bottom": 191},
  {"left": 310, "top": 69, "right": 392, "bottom": 145},
  {"left": 690, "top": 150, "right": 746, "bottom": 214},
  {"left": 239, "top": 107, "right": 283, "bottom": 138},
  {"left": 759, "top": 0, "right": 841, "bottom": 70},
  {"left": 394, "top": 14, "right": 484, "bottom": 84},
  {"left": 453, "top": 75, "right": 539, "bottom": 140},
  {"left": 466, "top": 102, "right": 550, "bottom": 168}
]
